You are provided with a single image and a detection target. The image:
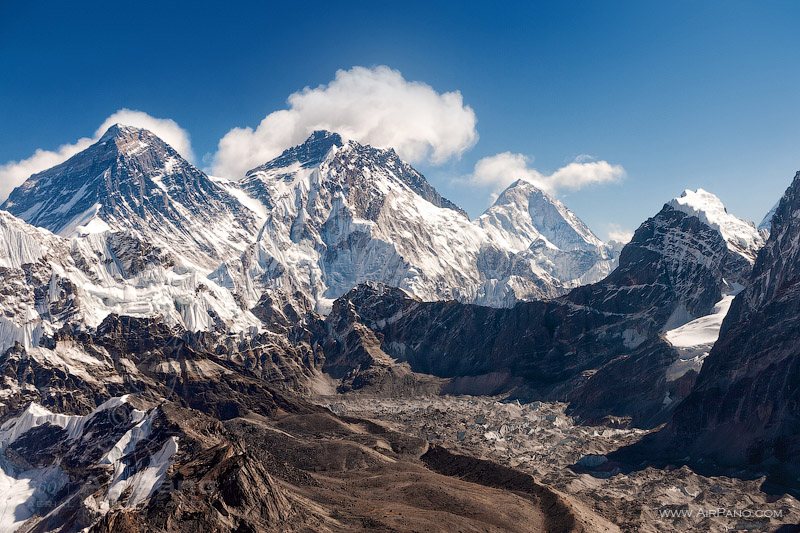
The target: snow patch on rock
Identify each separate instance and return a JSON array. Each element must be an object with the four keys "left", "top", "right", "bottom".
[{"left": 664, "top": 295, "right": 734, "bottom": 381}]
